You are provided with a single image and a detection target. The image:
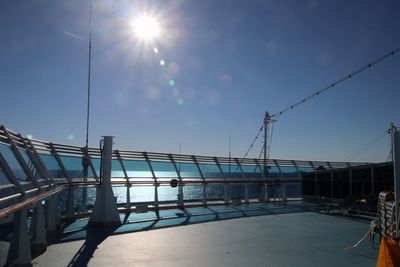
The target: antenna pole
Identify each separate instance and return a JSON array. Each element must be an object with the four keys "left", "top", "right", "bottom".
[
  {"left": 263, "top": 112, "right": 269, "bottom": 177},
  {"left": 85, "top": 0, "right": 92, "bottom": 150},
  {"left": 229, "top": 129, "right": 231, "bottom": 174},
  {"left": 83, "top": 0, "right": 92, "bottom": 180}
]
